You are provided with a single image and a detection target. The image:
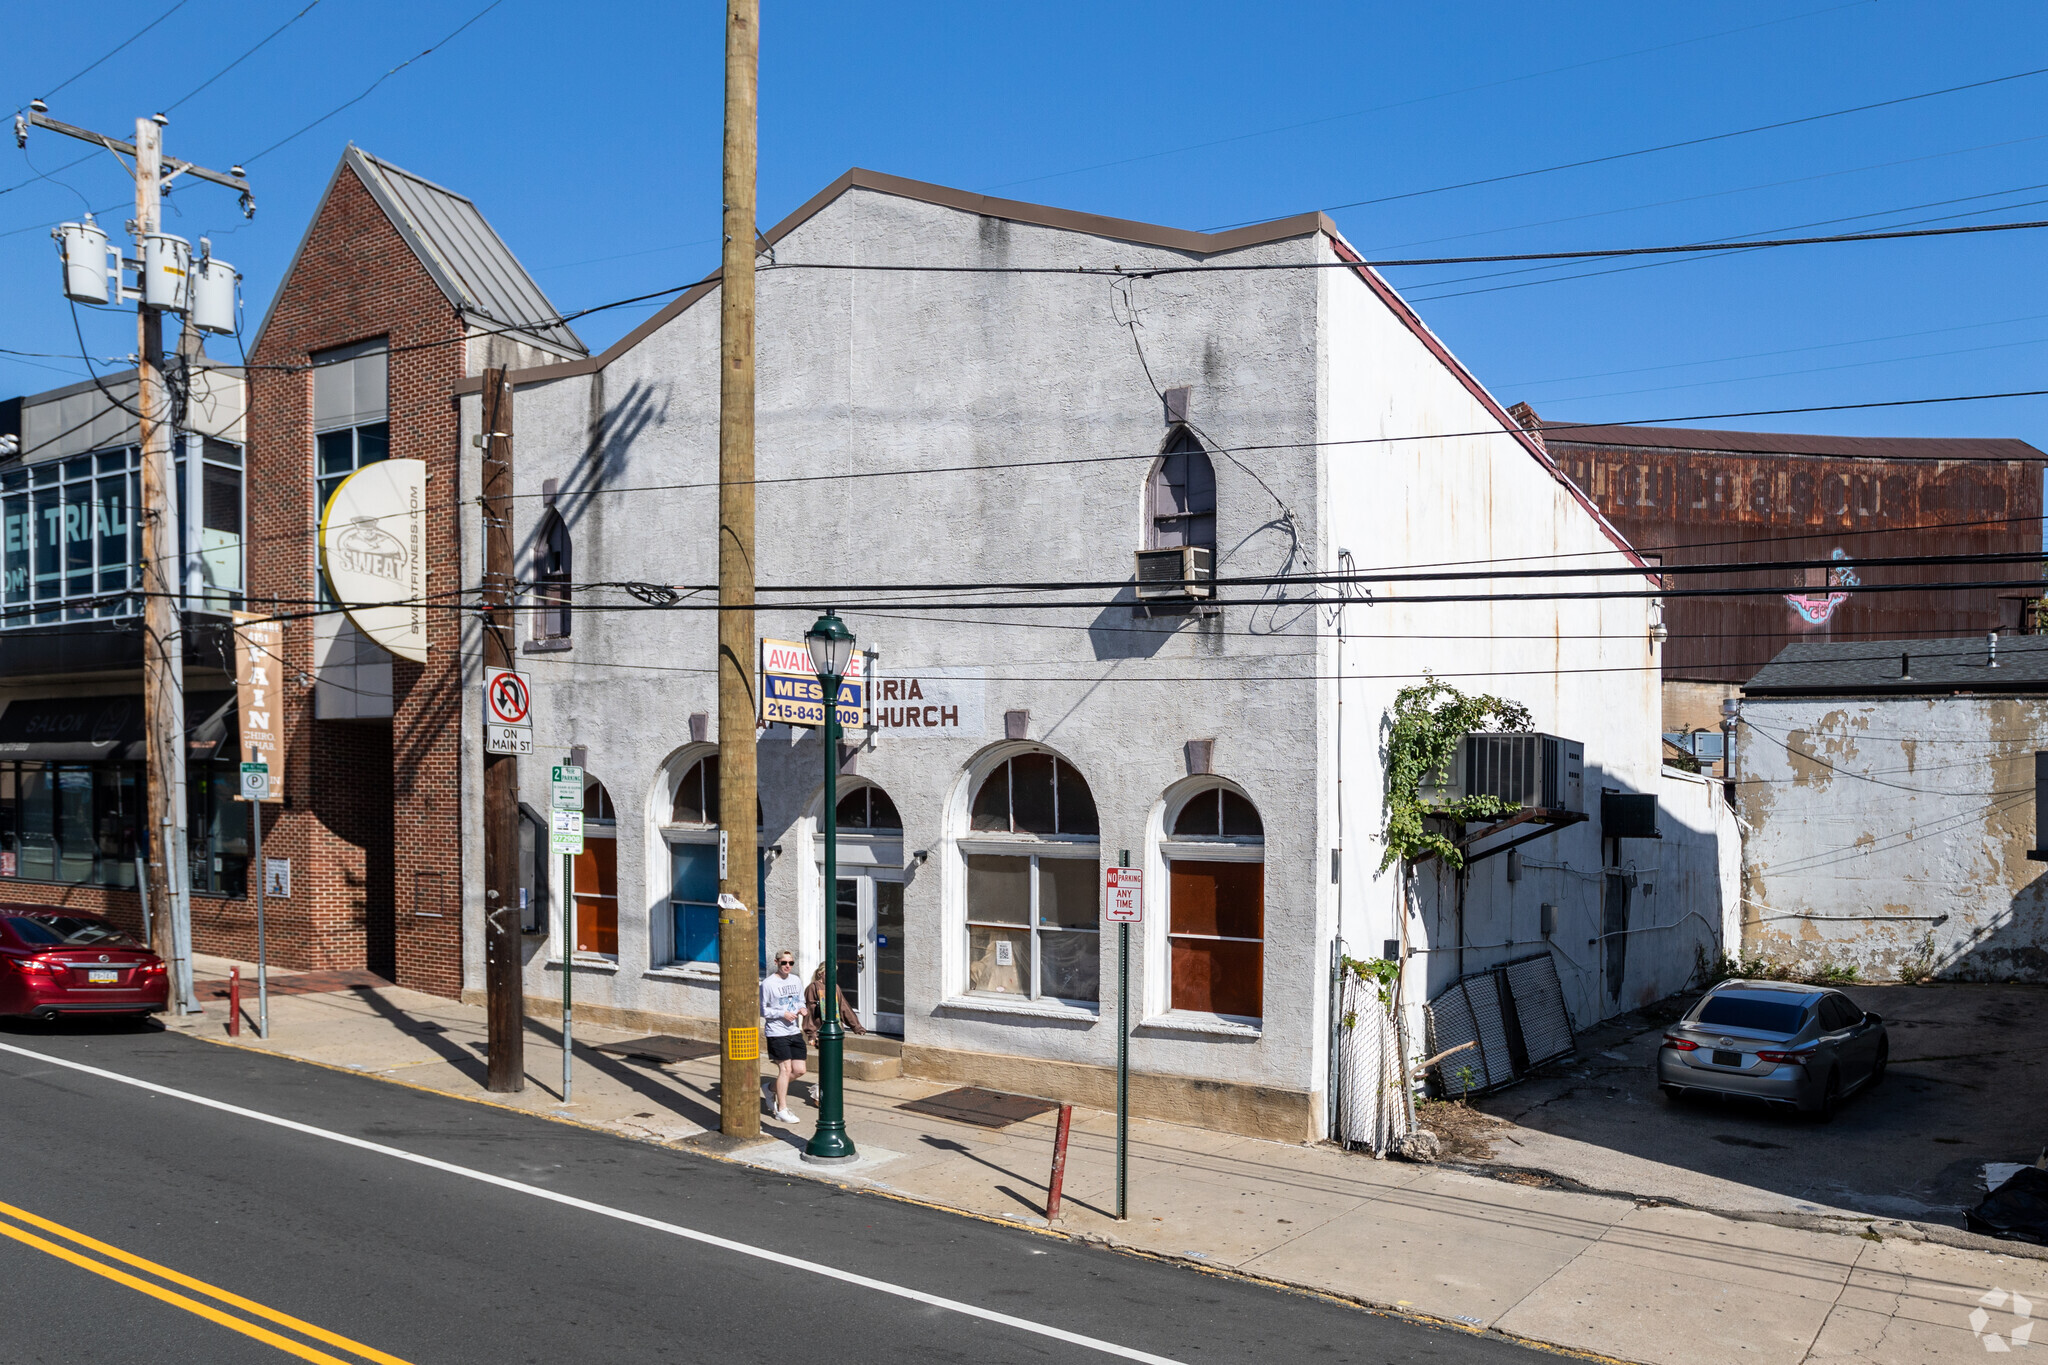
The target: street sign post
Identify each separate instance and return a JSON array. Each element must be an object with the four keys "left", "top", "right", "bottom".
[
  {"left": 238, "top": 762, "right": 270, "bottom": 801},
  {"left": 552, "top": 764, "right": 583, "bottom": 1101},
  {"left": 485, "top": 667, "right": 533, "bottom": 754},
  {"left": 1105, "top": 860, "right": 1142, "bottom": 1220}
]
